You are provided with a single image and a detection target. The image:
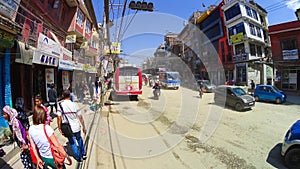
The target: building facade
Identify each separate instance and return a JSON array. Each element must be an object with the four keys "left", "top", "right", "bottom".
[
  {"left": 222, "top": 0, "right": 272, "bottom": 86},
  {"left": 269, "top": 20, "right": 300, "bottom": 92}
]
